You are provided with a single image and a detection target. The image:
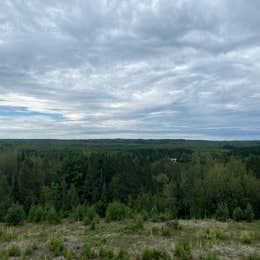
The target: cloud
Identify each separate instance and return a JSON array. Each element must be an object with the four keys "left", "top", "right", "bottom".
[{"left": 0, "top": 0, "right": 259, "bottom": 139}]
